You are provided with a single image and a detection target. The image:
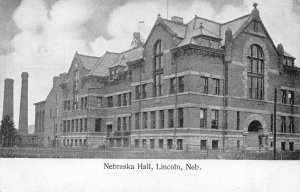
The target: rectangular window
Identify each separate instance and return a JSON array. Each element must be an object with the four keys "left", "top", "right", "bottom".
[
  {"left": 135, "top": 85, "right": 140, "bottom": 99},
  {"left": 159, "top": 139, "right": 164, "bottom": 149},
  {"left": 142, "top": 84, "right": 147, "bottom": 99},
  {"left": 289, "top": 116, "right": 295, "bottom": 133},
  {"left": 154, "top": 74, "right": 162, "bottom": 96},
  {"left": 84, "top": 97, "right": 88, "bottom": 109},
  {"left": 248, "top": 77, "right": 264, "bottom": 100},
  {"left": 212, "top": 79, "right": 220, "bottom": 95},
  {"left": 142, "top": 139, "right": 147, "bottom": 148},
  {"left": 128, "top": 116, "right": 131, "bottom": 130},
  {"left": 212, "top": 140, "right": 219, "bottom": 150},
  {"left": 128, "top": 92, "right": 132, "bottom": 105},
  {"left": 107, "top": 96, "right": 113, "bottom": 108},
  {"left": 200, "top": 109, "right": 207, "bottom": 128},
  {"left": 80, "top": 98, "right": 83, "bottom": 109},
  {"left": 281, "top": 90, "right": 287, "bottom": 104},
  {"left": 178, "top": 76, "right": 184, "bottom": 93},
  {"left": 211, "top": 110, "right": 219, "bottom": 129},
  {"left": 150, "top": 139, "right": 155, "bottom": 149},
  {"left": 84, "top": 118, "right": 87, "bottom": 132},
  {"left": 237, "top": 141, "right": 241, "bottom": 151},
  {"left": 117, "top": 94, "right": 122, "bottom": 107},
  {"left": 281, "top": 142, "right": 286, "bottom": 151},
  {"left": 116, "top": 139, "right": 121, "bottom": 147},
  {"left": 281, "top": 116, "right": 286, "bottom": 133},
  {"left": 134, "top": 139, "right": 139, "bottom": 148},
  {"left": 80, "top": 119, "right": 83, "bottom": 132},
  {"left": 122, "top": 117, "right": 127, "bottom": 130},
  {"left": 143, "top": 112, "right": 147, "bottom": 129},
  {"left": 123, "top": 93, "right": 127, "bottom": 106},
  {"left": 237, "top": 111, "right": 240, "bottom": 130},
  {"left": 289, "top": 142, "right": 294, "bottom": 151},
  {"left": 177, "top": 139, "right": 183, "bottom": 150},
  {"left": 117, "top": 117, "right": 121, "bottom": 131},
  {"left": 151, "top": 111, "right": 156, "bottom": 129},
  {"left": 254, "top": 21, "right": 259, "bottom": 32},
  {"left": 75, "top": 119, "right": 78, "bottom": 132},
  {"left": 178, "top": 108, "right": 184, "bottom": 128},
  {"left": 135, "top": 113, "right": 140, "bottom": 130},
  {"left": 96, "top": 97, "right": 102, "bottom": 108},
  {"left": 288, "top": 91, "right": 294, "bottom": 105},
  {"left": 170, "top": 78, "right": 175, "bottom": 94},
  {"left": 168, "top": 109, "right": 174, "bottom": 128},
  {"left": 95, "top": 118, "right": 101, "bottom": 132},
  {"left": 159, "top": 110, "right": 164, "bottom": 129},
  {"left": 200, "top": 140, "right": 207, "bottom": 150},
  {"left": 200, "top": 77, "right": 208, "bottom": 94},
  {"left": 71, "top": 120, "right": 74, "bottom": 132},
  {"left": 167, "top": 139, "right": 173, "bottom": 149}
]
